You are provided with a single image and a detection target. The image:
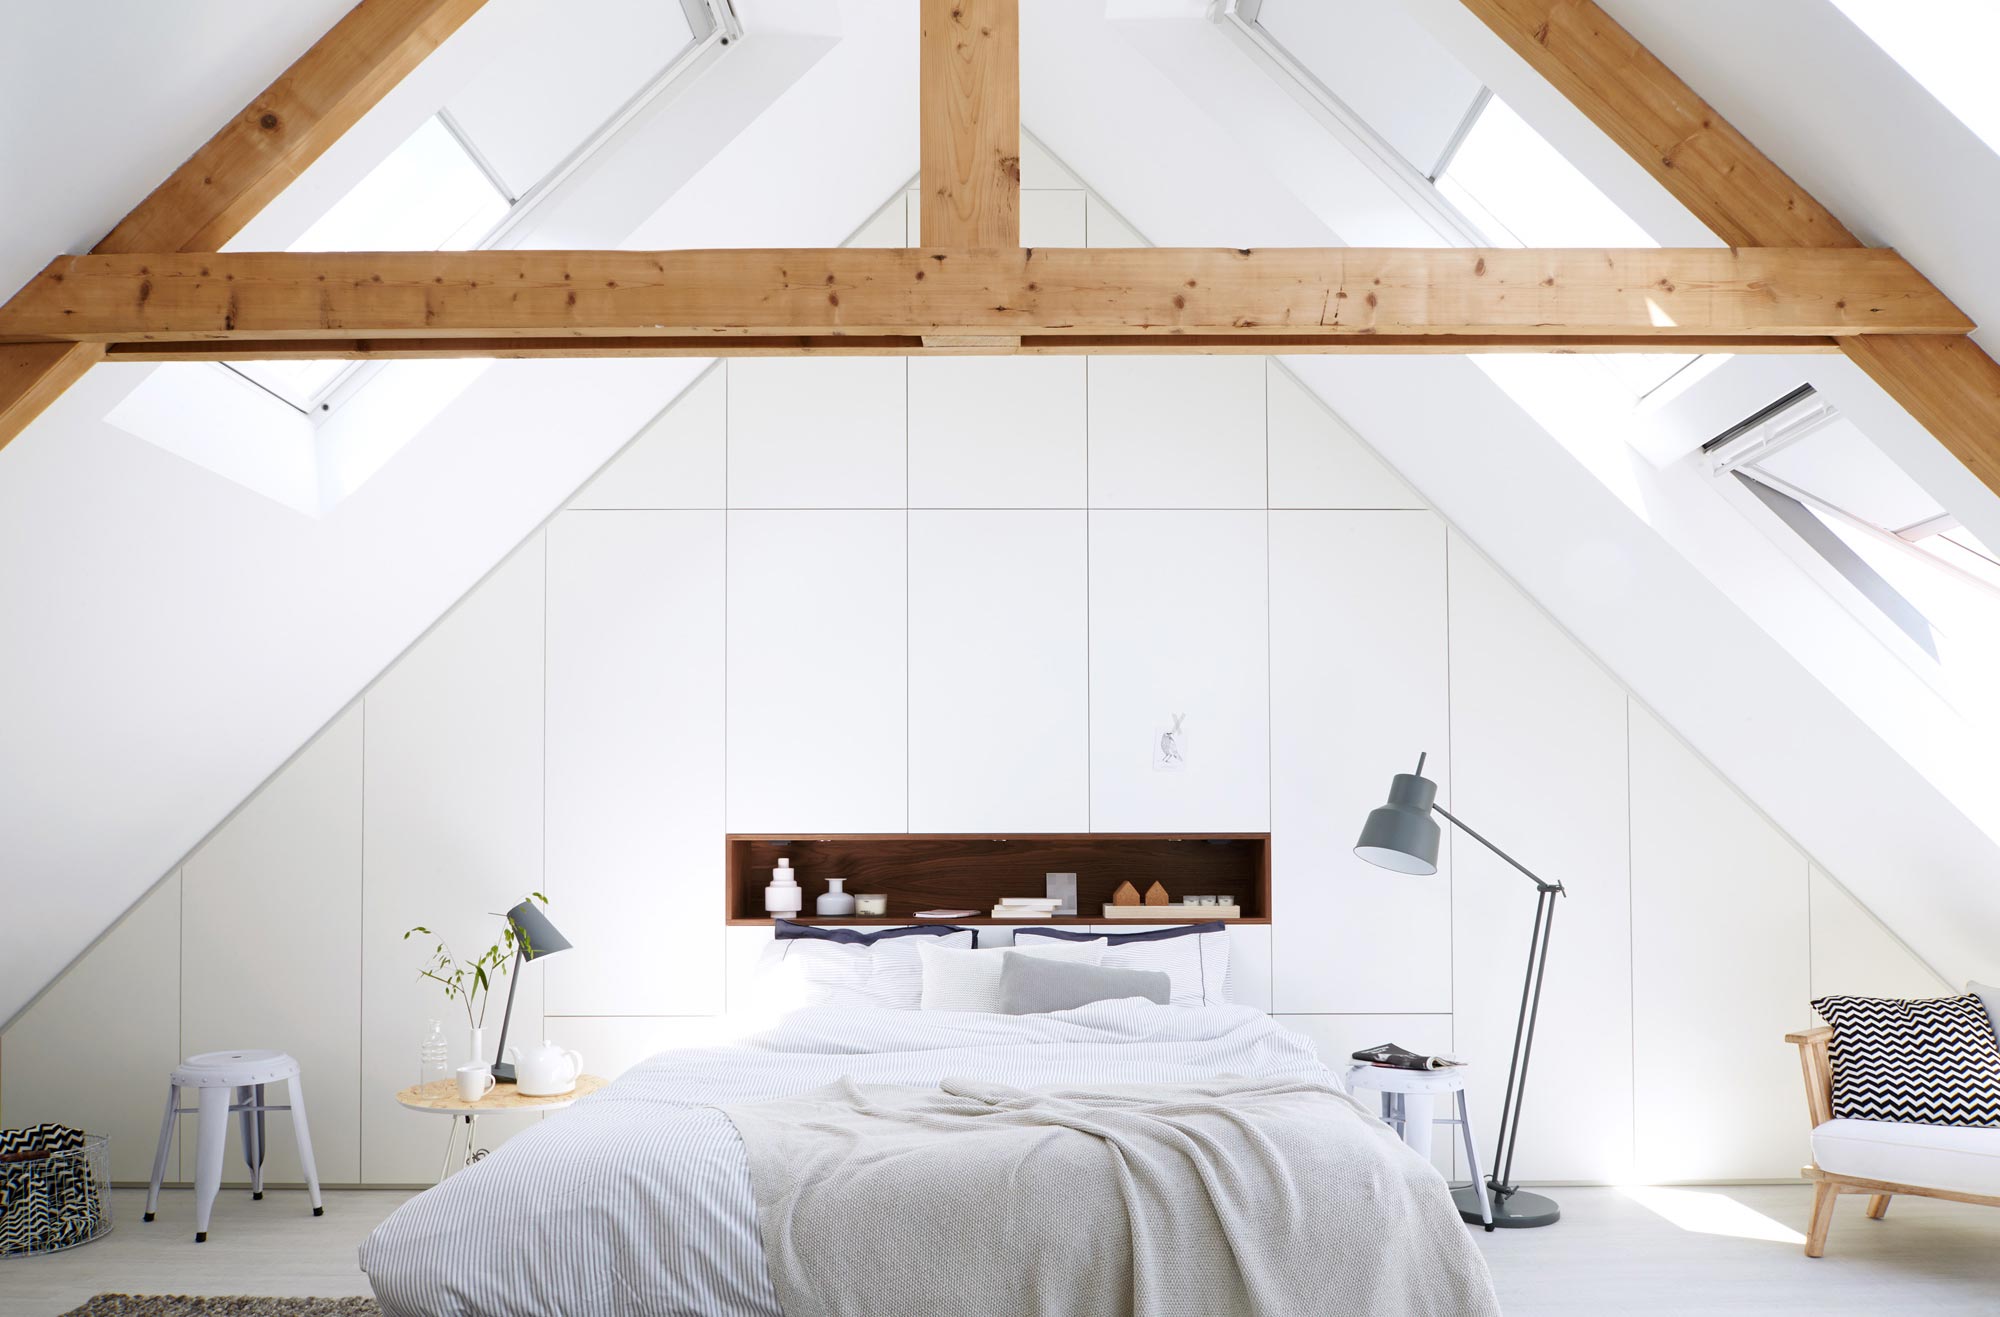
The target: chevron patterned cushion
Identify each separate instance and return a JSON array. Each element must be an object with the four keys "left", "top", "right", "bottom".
[{"left": 1811, "top": 994, "right": 2000, "bottom": 1128}]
